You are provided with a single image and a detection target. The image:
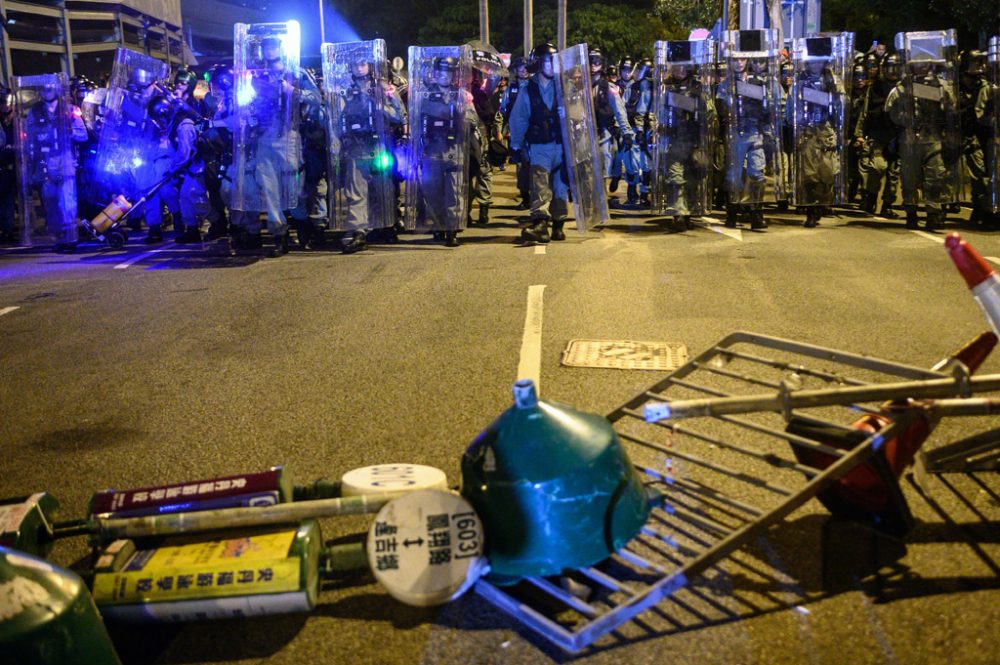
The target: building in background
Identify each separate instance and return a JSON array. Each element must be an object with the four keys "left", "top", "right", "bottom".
[{"left": 1, "top": 0, "right": 192, "bottom": 82}]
